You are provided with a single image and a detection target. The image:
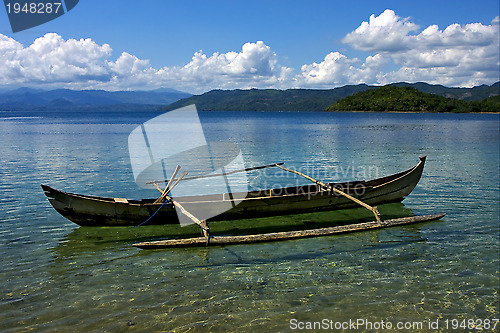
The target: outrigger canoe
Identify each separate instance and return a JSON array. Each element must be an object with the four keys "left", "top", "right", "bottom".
[{"left": 42, "top": 156, "right": 427, "bottom": 227}]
